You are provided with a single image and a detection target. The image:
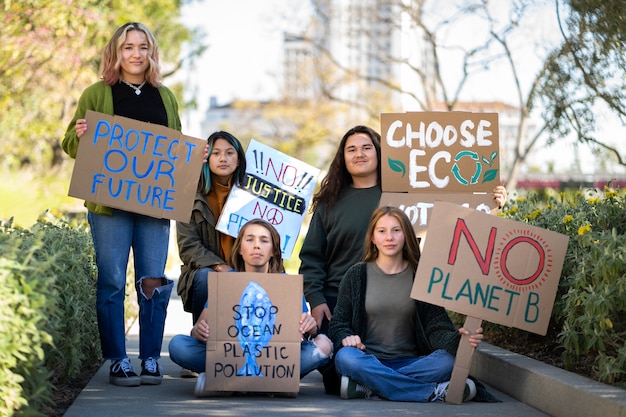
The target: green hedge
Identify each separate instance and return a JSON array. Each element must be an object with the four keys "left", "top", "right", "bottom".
[
  {"left": 497, "top": 187, "right": 626, "bottom": 386},
  {"left": 0, "top": 210, "right": 101, "bottom": 417}
]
